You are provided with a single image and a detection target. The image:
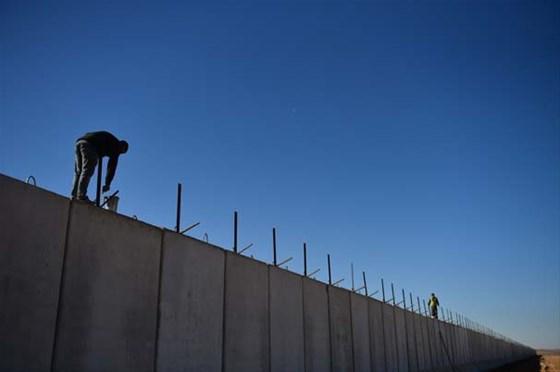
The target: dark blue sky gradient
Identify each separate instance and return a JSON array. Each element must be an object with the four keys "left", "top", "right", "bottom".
[{"left": 1, "top": 0, "right": 559, "bottom": 348}]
